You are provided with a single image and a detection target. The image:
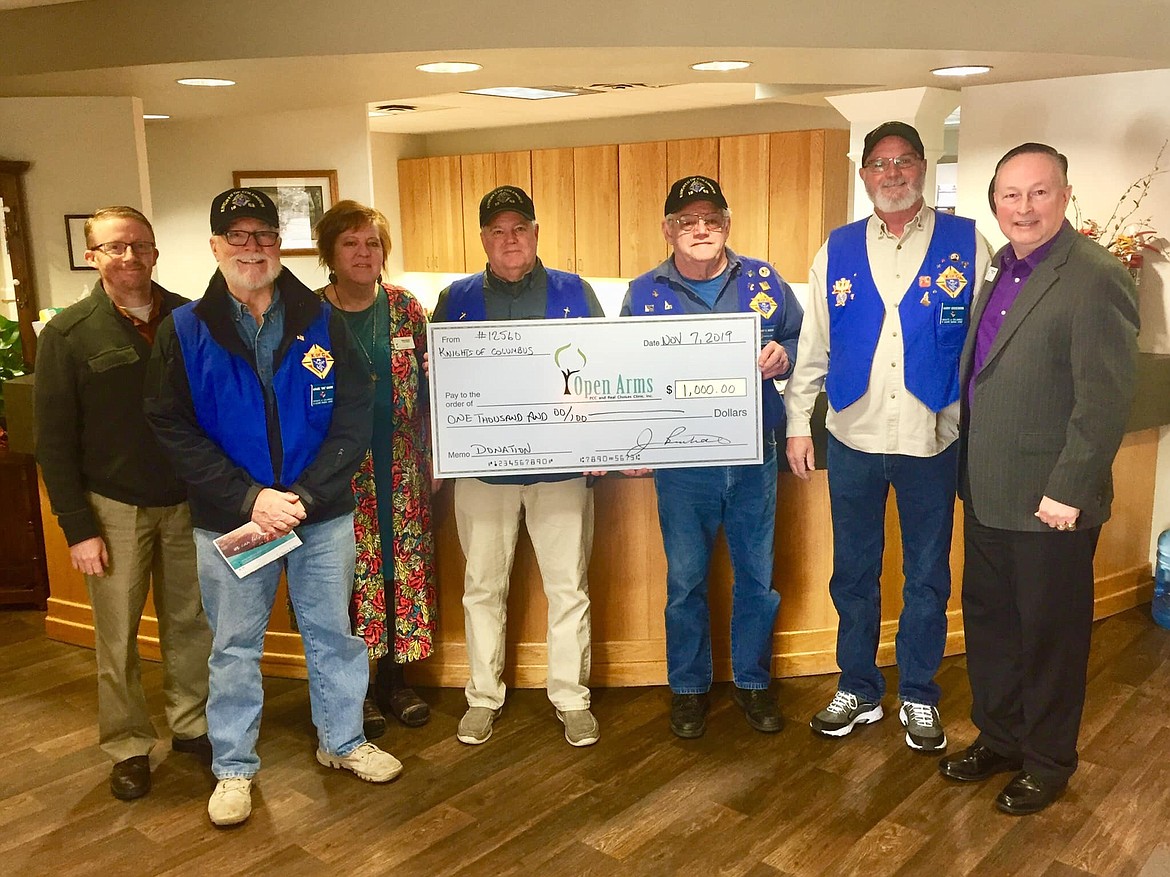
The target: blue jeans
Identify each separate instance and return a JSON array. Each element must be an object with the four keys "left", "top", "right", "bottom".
[
  {"left": 654, "top": 440, "right": 779, "bottom": 693},
  {"left": 826, "top": 434, "right": 957, "bottom": 706},
  {"left": 194, "top": 513, "right": 368, "bottom": 779}
]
